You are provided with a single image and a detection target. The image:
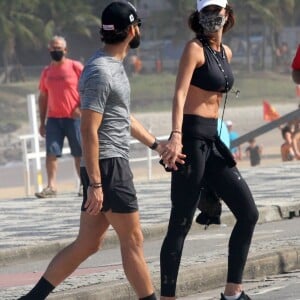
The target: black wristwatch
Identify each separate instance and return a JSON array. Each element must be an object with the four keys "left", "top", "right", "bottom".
[{"left": 149, "top": 138, "right": 159, "bottom": 150}]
